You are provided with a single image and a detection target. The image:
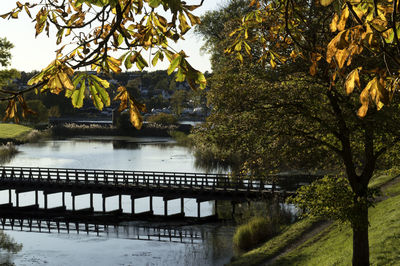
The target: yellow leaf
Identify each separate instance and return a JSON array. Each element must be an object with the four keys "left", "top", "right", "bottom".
[
  {"left": 178, "top": 12, "right": 190, "bottom": 35},
  {"left": 3, "top": 99, "right": 17, "bottom": 122},
  {"left": 270, "top": 58, "right": 277, "bottom": 69},
  {"left": 290, "top": 50, "right": 297, "bottom": 60},
  {"left": 326, "top": 31, "right": 347, "bottom": 63},
  {"left": 361, "top": 78, "right": 375, "bottom": 105},
  {"left": 309, "top": 61, "right": 317, "bottom": 76},
  {"left": 114, "top": 86, "right": 129, "bottom": 112},
  {"left": 129, "top": 100, "right": 144, "bottom": 129},
  {"left": 357, "top": 104, "right": 368, "bottom": 117},
  {"left": 334, "top": 49, "right": 349, "bottom": 69},
  {"left": 337, "top": 7, "right": 349, "bottom": 31},
  {"left": 345, "top": 67, "right": 361, "bottom": 94},
  {"left": 58, "top": 72, "right": 74, "bottom": 90},
  {"left": 320, "top": 0, "right": 335, "bottom": 6},
  {"left": 330, "top": 13, "right": 339, "bottom": 32}
]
